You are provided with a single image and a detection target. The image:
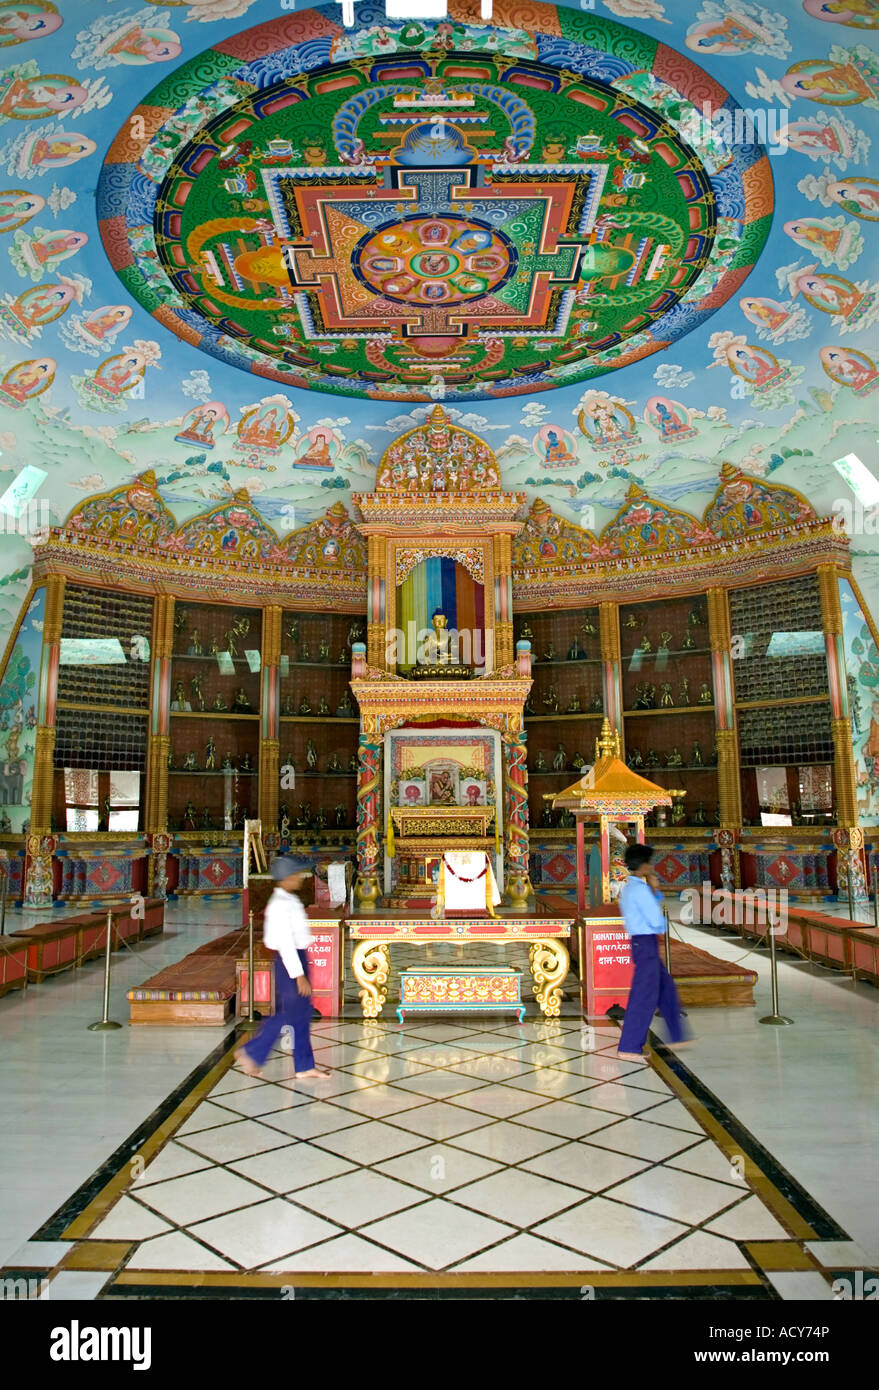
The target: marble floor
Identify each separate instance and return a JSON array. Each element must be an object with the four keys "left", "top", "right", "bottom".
[{"left": 0, "top": 896, "right": 877, "bottom": 1298}]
